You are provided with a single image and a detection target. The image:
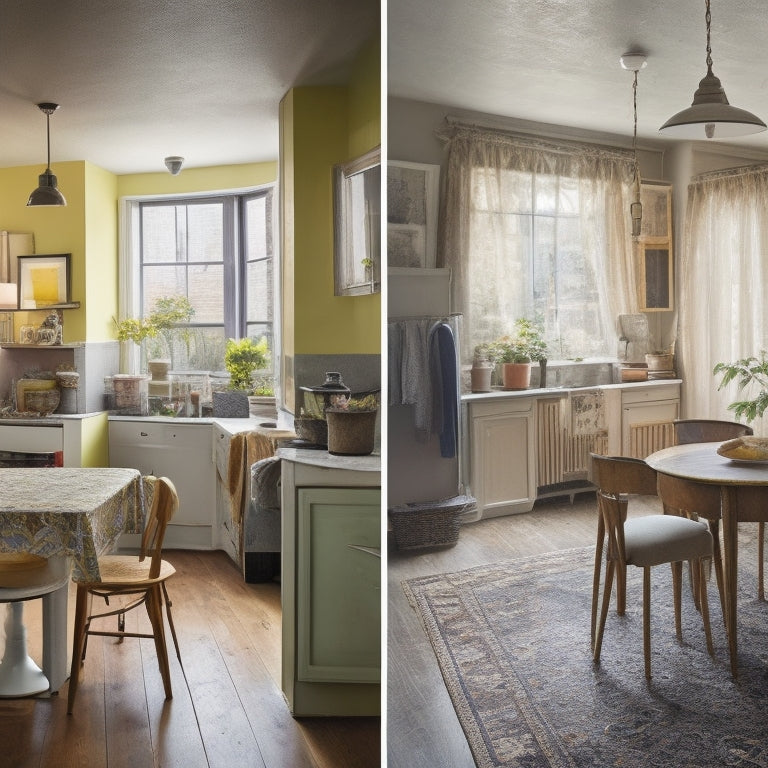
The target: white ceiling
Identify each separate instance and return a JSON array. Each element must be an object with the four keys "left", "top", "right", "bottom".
[
  {"left": 0, "top": 0, "right": 379, "bottom": 175},
  {"left": 388, "top": 0, "right": 768, "bottom": 154}
]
